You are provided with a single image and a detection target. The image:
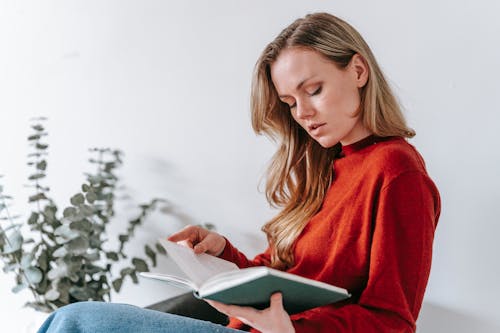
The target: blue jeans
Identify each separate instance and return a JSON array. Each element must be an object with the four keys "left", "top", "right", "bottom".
[{"left": 37, "top": 301, "right": 245, "bottom": 333}]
